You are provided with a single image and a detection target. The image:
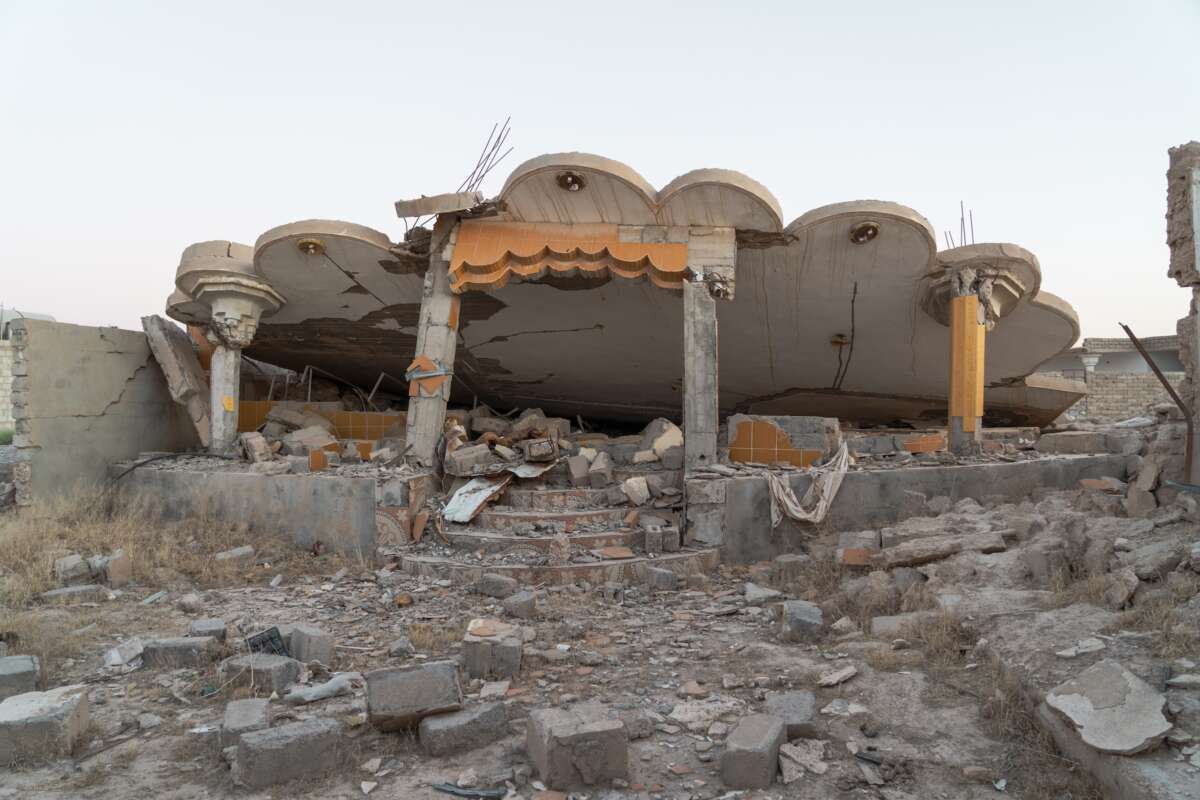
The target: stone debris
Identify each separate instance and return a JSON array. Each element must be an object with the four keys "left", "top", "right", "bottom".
[
  {"left": 289, "top": 623, "right": 335, "bottom": 666},
  {"left": 473, "top": 573, "right": 519, "bottom": 598},
  {"left": 779, "top": 600, "right": 823, "bottom": 642},
  {"left": 502, "top": 589, "right": 539, "bottom": 619},
  {"left": 214, "top": 545, "right": 255, "bottom": 565},
  {"left": 1045, "top": 660, "right": 1173, "bottom": 755},
  {"left": 40, "top": 584, "right": 104, "bottom": 604},
  {"left": 103, "top": 637, "right": 144, "bottom": 668},
  {"left": 778, "top": 738, "right": 829, "bottom": 782},
  {"left": 221, "top": 698, "right": 270, "bottom": 746},
  {"left": 219, "top": 653, "right": 303, "bottom": 695},
  {"left": 720, "top": 713, "right": 785, "bottom": 789},
  {"left": 763, "top": 690, "right": 817, "bottom": 739},
  {"left": 234, "top": 717, "right": 342, "bottom": 789},
  {"left": 0, "top": 685, "right": 89, "bottom": 765},
  {"left": 283, "top": 671, "right": 362, "bottom": 705},
  {"left": 0, "top": 656, "right": 43, "bottom": 701},
  {"left": 817, "top": 665, "right": 858, "bottom": 687},
  {"left": 527, "top": 703, "right": 628, "bottom": 789},
  {"left": 188, "top": 618, "right": 227, "bottom": 641},
  {"left": 1055, "top": 637, "right": 1106, "bottom": 658},
  {"left": 366, "top": 661, "right": 463, "bottom": 731},
  {"left": 142, "top": 637, "right": 219, "bottom": 669},
  {"left": 462, "top": 618, "right": 523, "bottom": 680}
]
